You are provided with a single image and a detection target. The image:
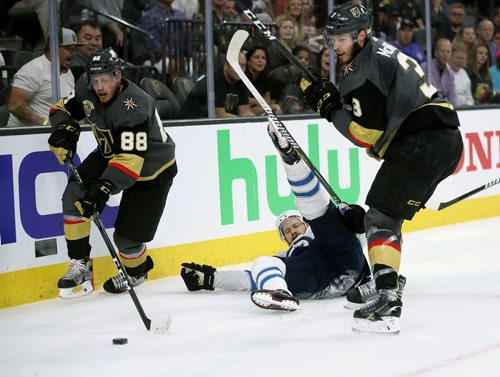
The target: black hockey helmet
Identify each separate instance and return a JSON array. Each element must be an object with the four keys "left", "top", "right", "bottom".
[
  {"left": 85, "top": 47, "right": 122, "bottom": 76},
  {"left": 324, "top": 2, "right": 372, "bottom": 46}
]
